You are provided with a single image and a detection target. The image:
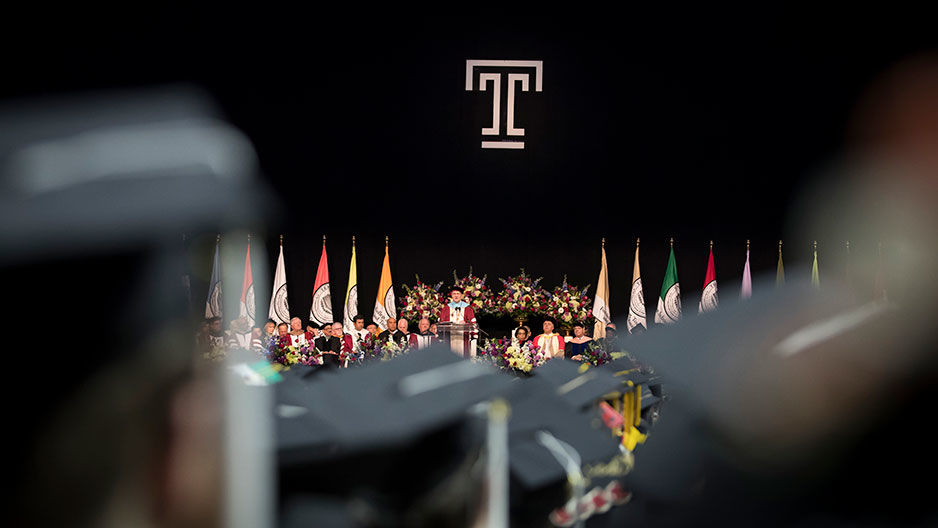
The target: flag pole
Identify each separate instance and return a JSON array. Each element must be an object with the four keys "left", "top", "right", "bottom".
[
  {"left": 279, "top": 234, "right": 283, "bottom": 246},
  {"left": 670, "top": 237, "right": 674, "bottom": 248},
  {"left": 710, "top": 240, "right": 713, "bottom": 251},
  {"left": 747, "top": 239, "right": 750, "bottom": 251},
  {"left": 385, "top": 235, "right": 389, "bottom": 247},
  {"left": 779, "top": 239, "right": 782, "bottom": 255},
  {"left": 323, "top": 234, "right": 326, "bottom": 246},
  {"left": 636, "top": 237, "right": 640, "bottom": 248}
]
